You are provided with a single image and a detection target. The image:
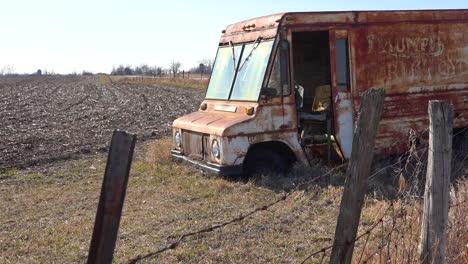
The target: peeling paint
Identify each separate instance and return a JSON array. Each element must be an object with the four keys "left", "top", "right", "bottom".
[{"left": 173, "top": 9, "right": 468, "bottom": 172}]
